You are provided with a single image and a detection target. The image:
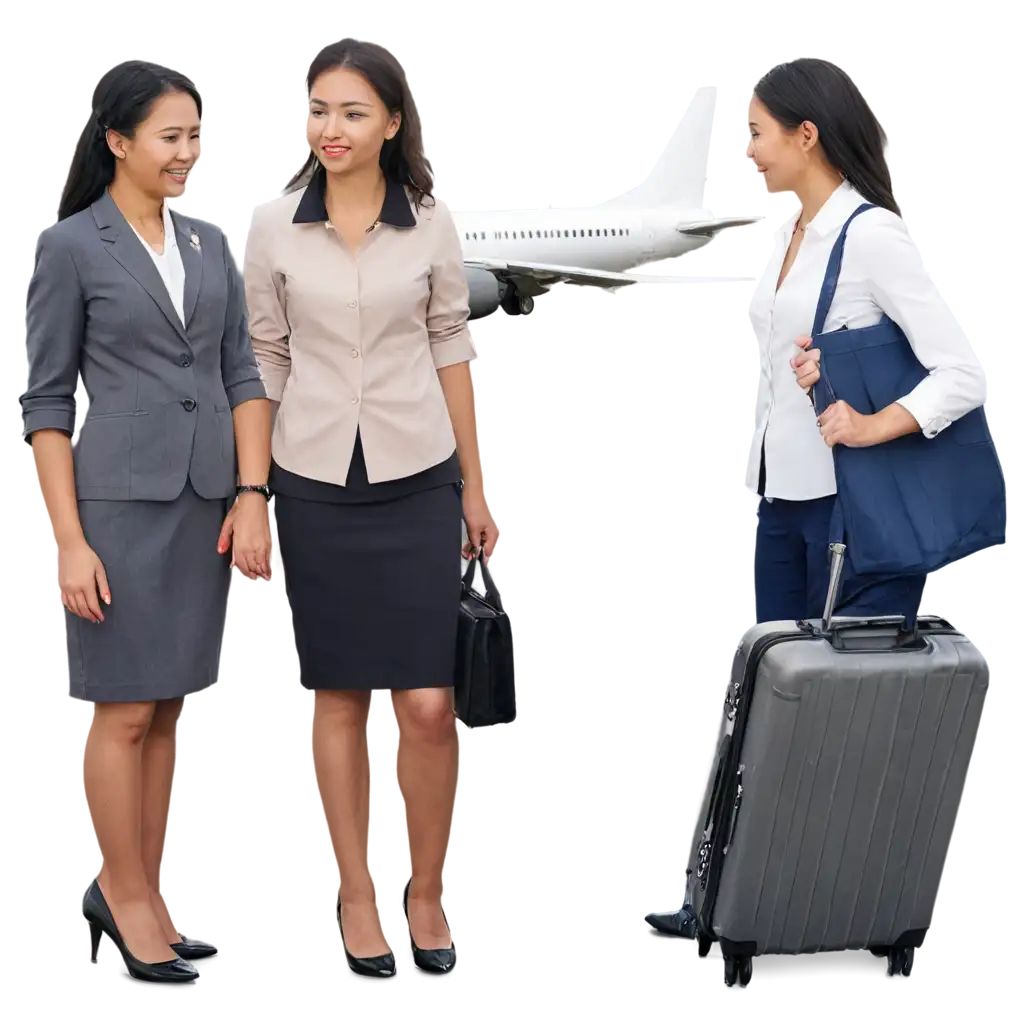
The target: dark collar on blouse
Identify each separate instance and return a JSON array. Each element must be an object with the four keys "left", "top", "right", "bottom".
[{"left": 292, "top": 164, "right": 417, "bottom": 228}]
